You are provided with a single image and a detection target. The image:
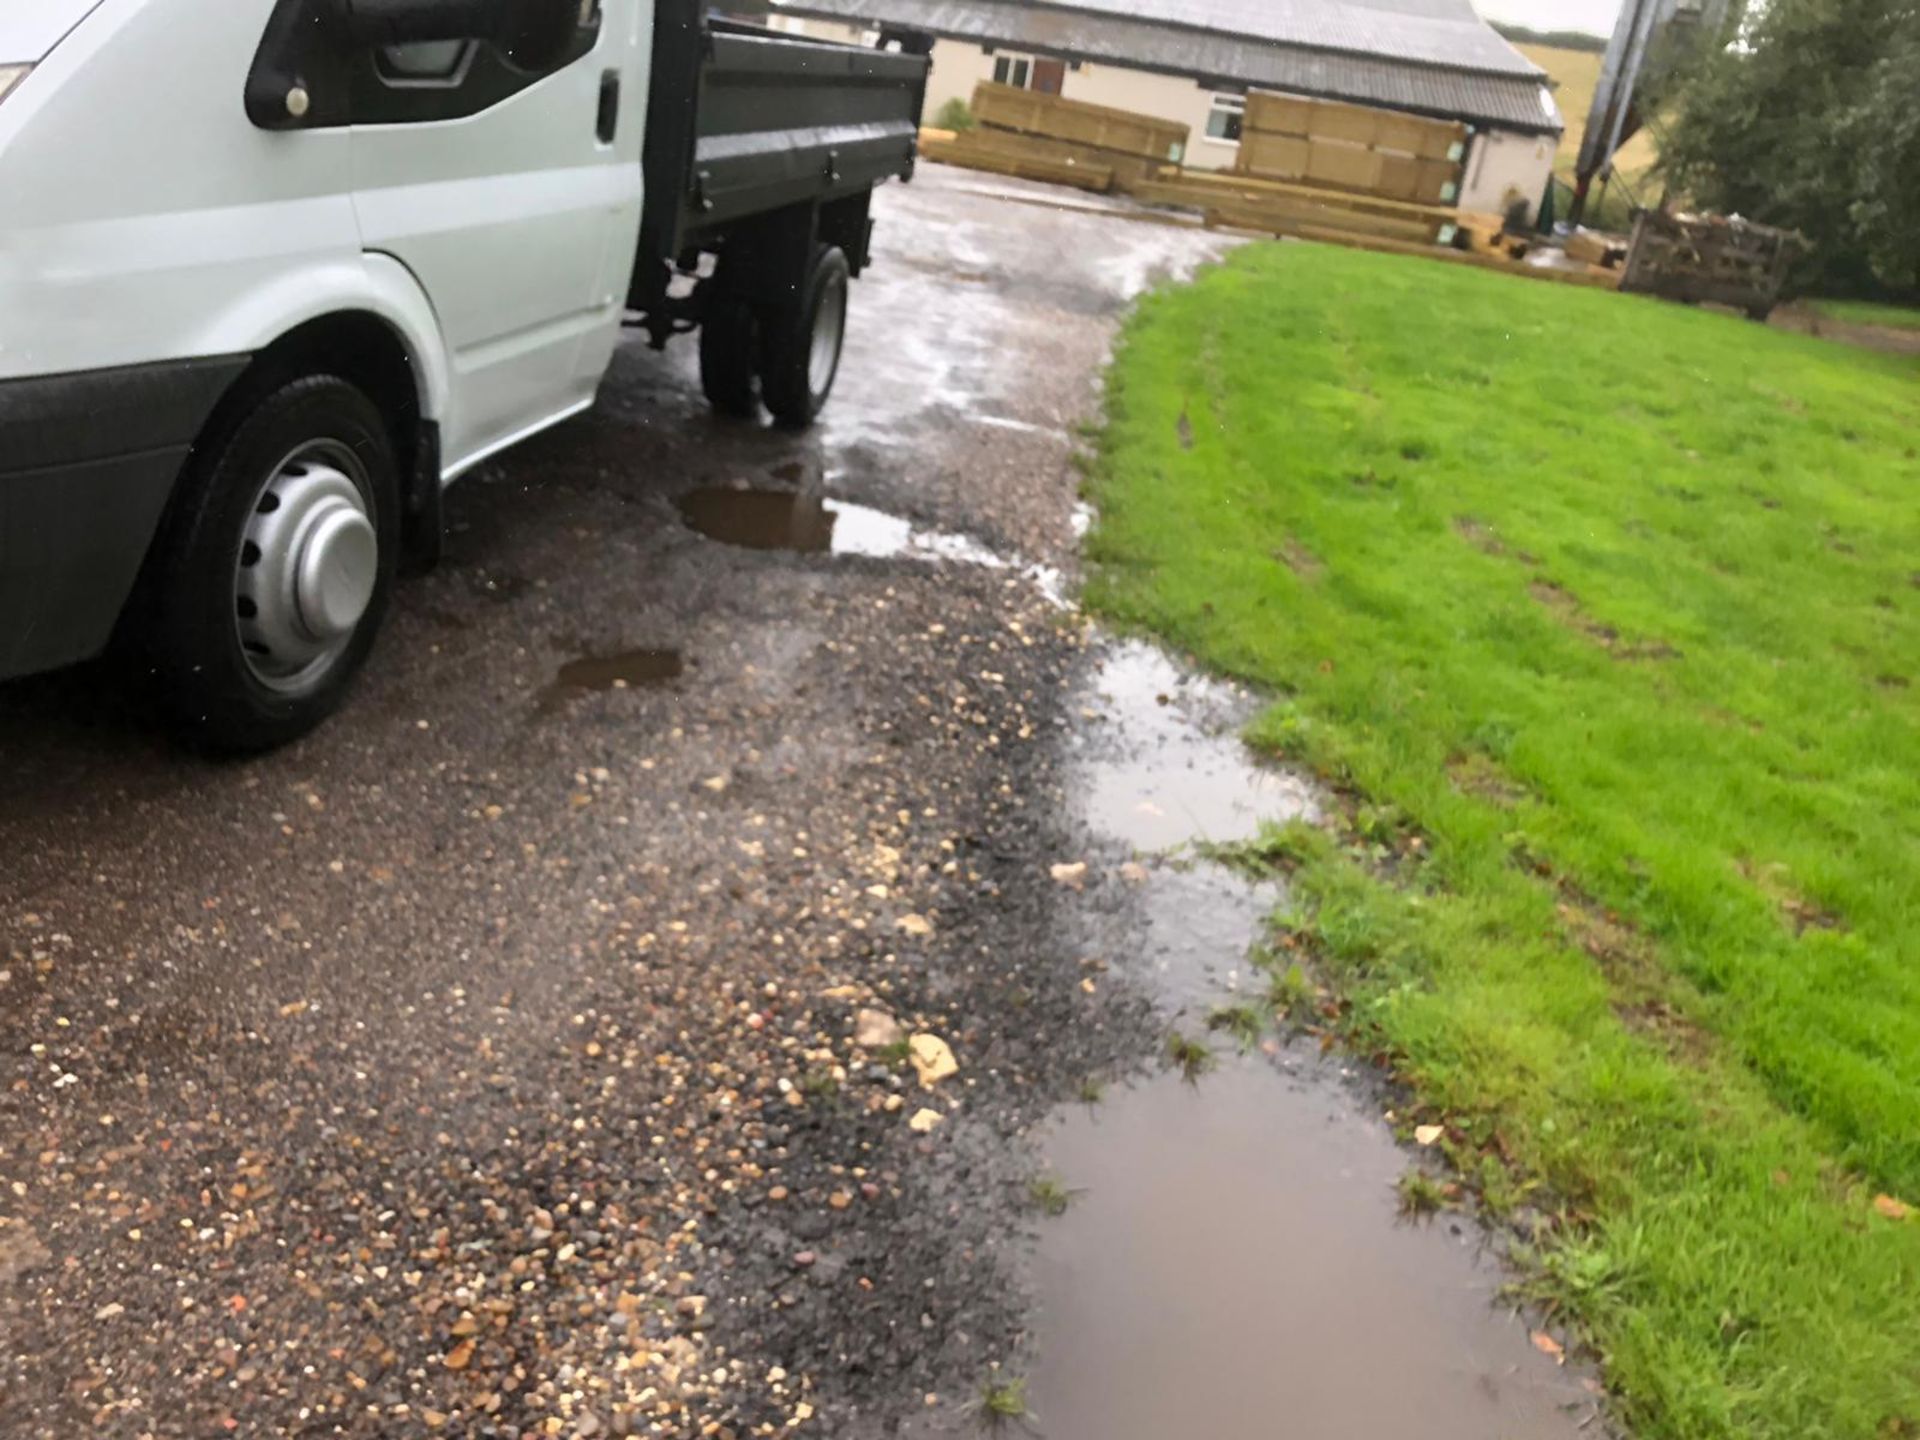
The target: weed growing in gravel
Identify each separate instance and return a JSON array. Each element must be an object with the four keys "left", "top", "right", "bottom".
[
  {"left": 802, "top": 1069, "right": 840, "bottom": 1100},
  {"left": 1206, "top": 1002, "right": 1264, "bottom": 1050},
  {"left": 1266, "top": 962, "right": 1314, "bottom": 1018},
  {"left": 1167, "top": 1032, "right": 1215, "bottom": 1084},
  {"left": 875, "top": 1038, "right": 914, "bottom": 1069},
  {"left": 977, "top": 1376, "right": 1030, "bottom": 1428},
  {"left": 1199, "top": 820, "right": 1325, "bottom": 880},
  {"left": 1397, "top": 1169, "right": 1449, "bottom": 1220},
  {"left": 1028, "top": 1175, "right": 1076, "bottom": 1217},
  {"left": 1076, "top": 1078, "right": 1105, "bottom": 1106}
]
